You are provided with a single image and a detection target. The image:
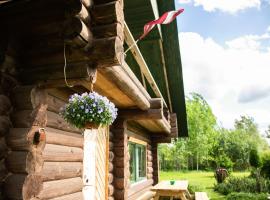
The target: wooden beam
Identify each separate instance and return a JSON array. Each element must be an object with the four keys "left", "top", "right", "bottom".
[
  {"left": 124, "top": 23, "right": 168, "bottom": 108},
  {"left": 118, "top": 109, "right": 163, "bottom": 120},
  {"left": 158, "top": 39, "right": 172, "bottom": 112},
  {"left": 101, "top": 65, "right": 150, "bottom": 110}
]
